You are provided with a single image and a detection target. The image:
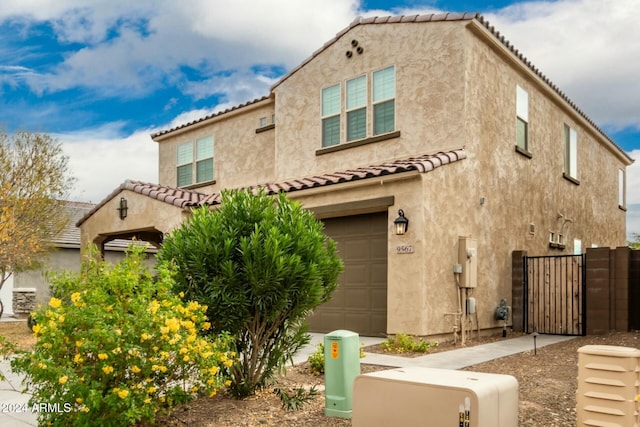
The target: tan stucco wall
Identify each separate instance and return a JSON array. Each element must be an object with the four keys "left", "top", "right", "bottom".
[
  {"left": 156, "top": 100, "right": 276, "bottom": 192},
  {"left": 79, "top": 190, "right": 187, "bottom": 249},
  {"left": 273, "top": 21, "right": 467, "bottom": 181}
]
